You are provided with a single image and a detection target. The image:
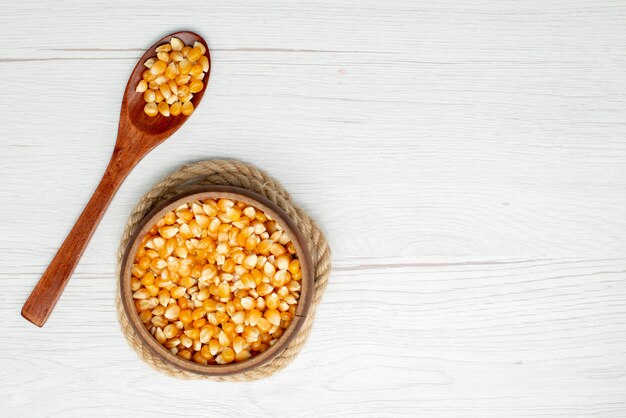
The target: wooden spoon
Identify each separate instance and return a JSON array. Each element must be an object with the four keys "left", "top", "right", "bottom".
[{"left": 21, "top": 31, "right": 210, "bottom": 327}]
